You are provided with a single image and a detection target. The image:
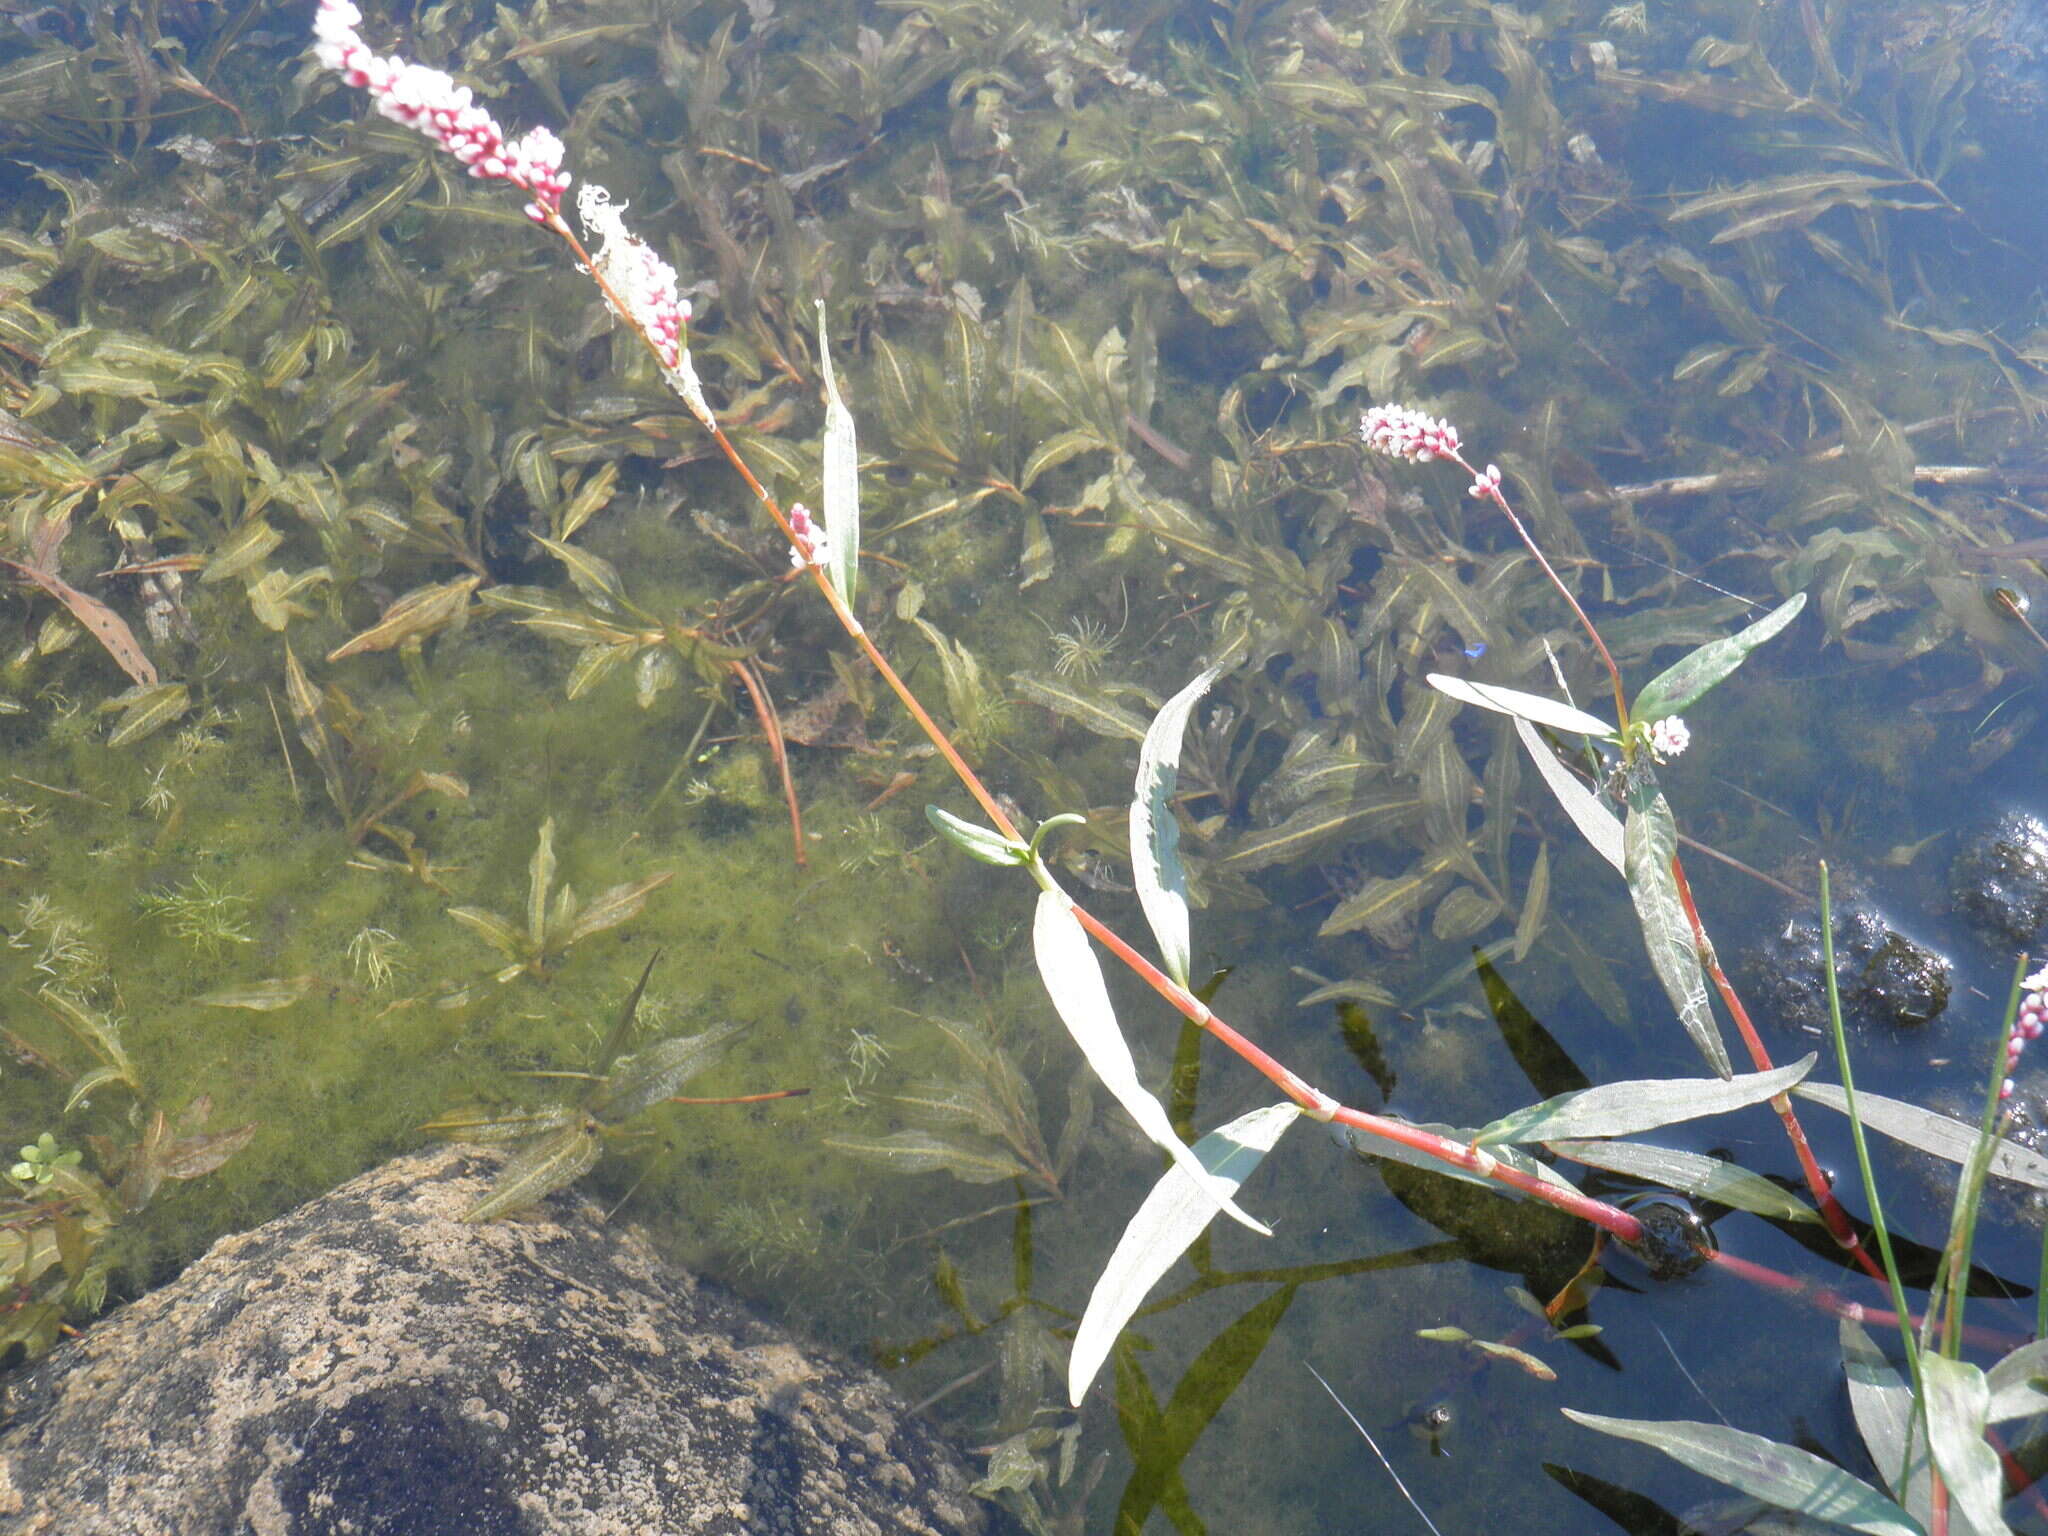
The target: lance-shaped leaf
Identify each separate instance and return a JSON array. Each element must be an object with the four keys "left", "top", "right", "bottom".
[
  {"left": 925, "top": 804, "right": 1028, "bottom": 866},
  {"left": 554, "top": 872, "right": 674, "bottom": 950},
  {"left": 527, "top": 817, "right": 558, "bottom": 951},
  {"left": 1337, "top": 1121, "right": 1581, "bottom": 1198},
  {"left": 1624, "top": 782, "right": 1731, "bottom": 1077},
  {"left": 196, "top": 976, "right": 318, "bottom": 1012},
  {"left": 1069, "top": 1103, "right": 1301, "bottom": 1404},
  {"left": 1562, "top": 1411, "right": 1924, "bottom": 1536},
  {"left": 1032, "top": 890, "right": 1267, "bottom": 1235},
  {"left": 1425, "top": 673, "right": 1614, "bottom": 738},
  {"left": 1512, "top": 716, "right": 1623, "bottom": 873},
  {"left": 1631, "top": 592, "right": 1807, "bottom": 724},
  {"left": 1547, "top": 1139, "right": 1820, "bottom": 1224},
  {"left": 1793, "top": 1084, "right": 2048, "bottom": 1190},
  {"left": 823, "top": 1129, "right": 1033, "bottom": 1184},
  {"left": 447, "top": 904, "right": 527, "bottom": 963},
  {"left": 1918, "top": 1357, "right": 2005, "bottom": 1536},
  {"left": 463, "top": 1118, "right": 603, "bottom": 1222},
  {"left": 1474, "top": 1056, "right": 1813, "bottom": 1146},
  {"left": 105, "top": 682, "right": 189, "bottom": 748},
  {"left": 1843, "top": 1321, "right": 1921, "bottom": 1504},
  {"left": 326, "top": 575, "right": 480, "bottom": 661},
  {"left": 420, "top": 1104, "right": 583, "bottom": 1145},
  {"left": 594, "top": 1019, "right": 747, "bottom": 1123},
  {"left": 1131, "top": 663, "right": 1225, "bottom": 989},
  {"left": 816, "top": 303, "right": 860, "bottom": 610},
  {"left": 0, "top": 553, "right": 157, "bottom": 686}
]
